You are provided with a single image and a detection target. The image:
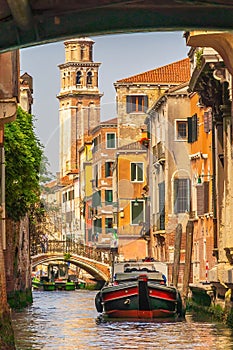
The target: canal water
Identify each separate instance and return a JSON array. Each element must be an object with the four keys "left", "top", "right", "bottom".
[{"left": 12, "top": 290, "right": 233, "bottom": 349}]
